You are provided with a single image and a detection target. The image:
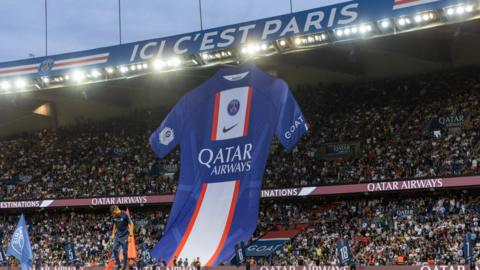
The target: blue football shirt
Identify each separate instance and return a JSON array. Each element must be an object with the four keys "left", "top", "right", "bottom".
[{"left": 149, "top": 64, "right": 307, "bottom": 266}]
